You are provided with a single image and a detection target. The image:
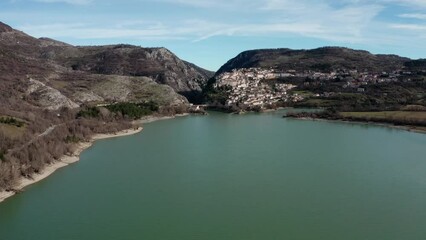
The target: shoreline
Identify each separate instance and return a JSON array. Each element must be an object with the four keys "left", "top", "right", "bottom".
[
  {"left": 2, "top": 111, "right": 422, "bottom": 203},
  {"left": 289, "top": 117, "right": 426, "bottom": 134},
  {"left": 0, "top": 113, "right": 192, "bottom": 203},
  {"left": 0, "top": 126, "right": 143, "bottom": 203},
  {"left": 132, "top": 113, "right": 189, "bottom": 125}
]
